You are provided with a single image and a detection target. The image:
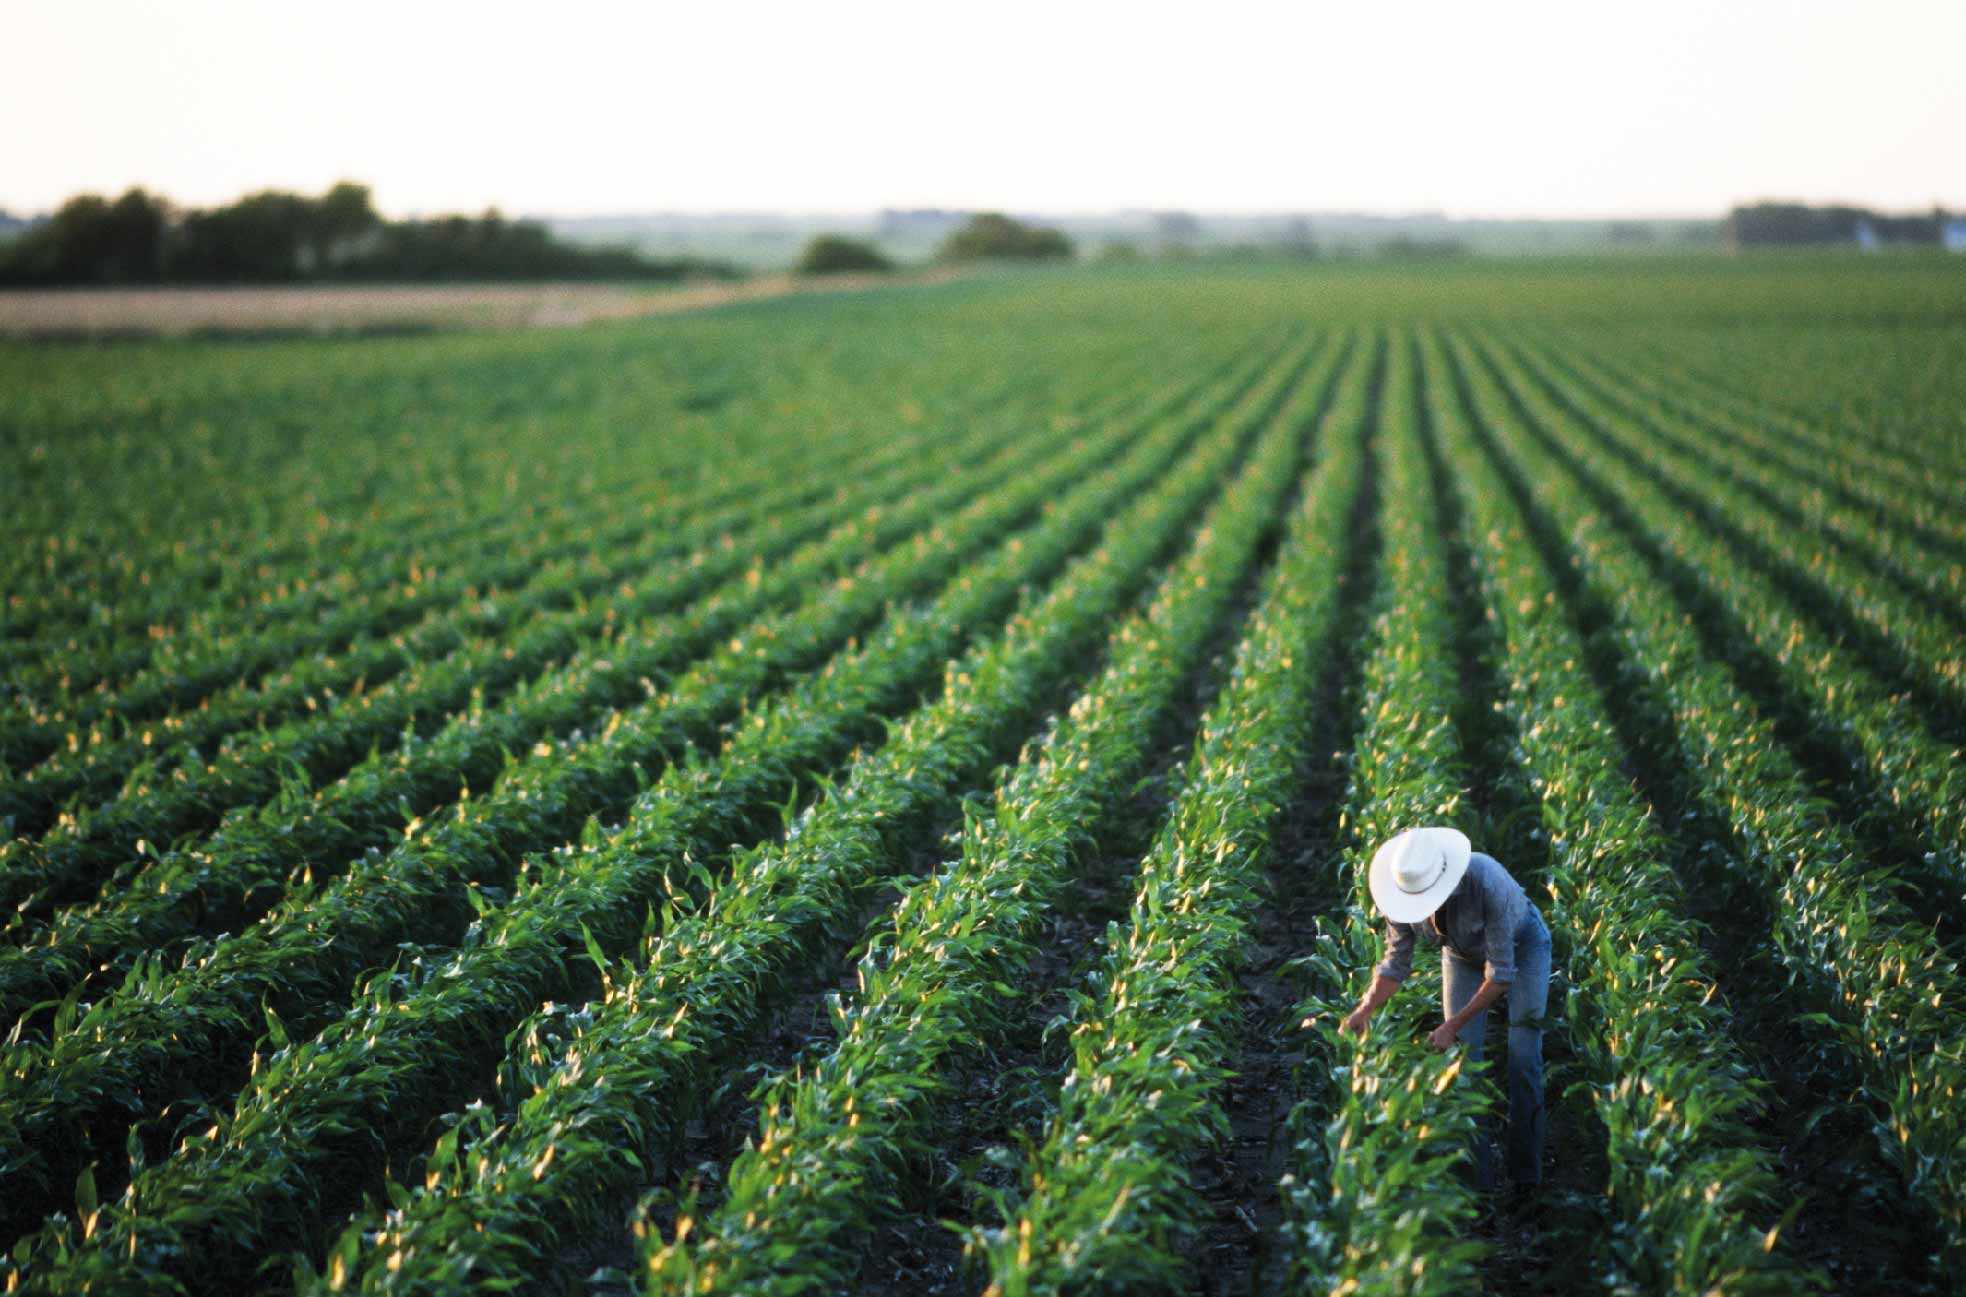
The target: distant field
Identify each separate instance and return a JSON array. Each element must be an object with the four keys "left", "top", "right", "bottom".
[
  {"left": 0, "top": 272, "right": 912, "bottom": 337},
  {"left": 1, "top": 258, "right": 1963, "bottom": 1296}
]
